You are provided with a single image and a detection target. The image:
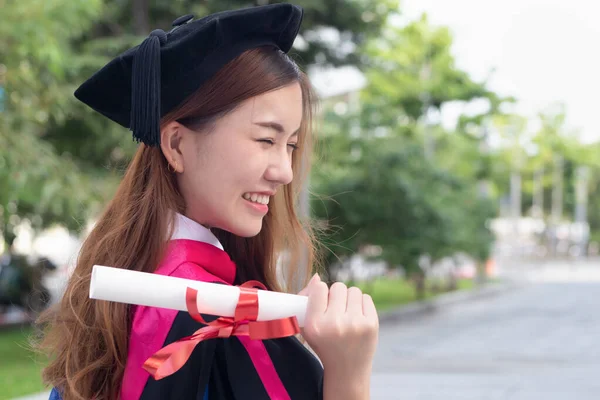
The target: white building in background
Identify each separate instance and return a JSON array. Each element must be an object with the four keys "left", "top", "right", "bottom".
[
  {"left": 308, "top": 64, "right": 367, "bottom": 99},
  {"left": 12, "top": 224, "right": 81, "bottom": 268}
]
